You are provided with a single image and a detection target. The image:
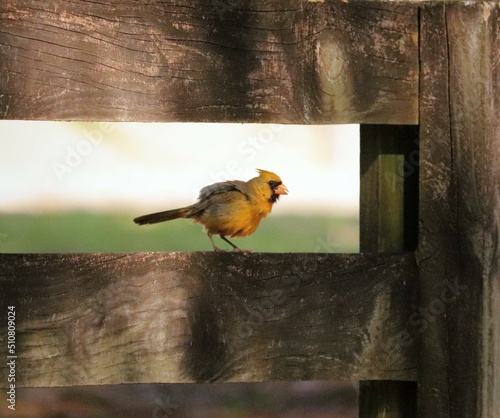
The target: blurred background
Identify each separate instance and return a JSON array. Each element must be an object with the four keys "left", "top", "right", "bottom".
[
  {"left": 0, "top": 122, "right": 359, "bottom": 253},
  {"left": 1, "top": 122, "right": 359, "bottom": 417}
]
